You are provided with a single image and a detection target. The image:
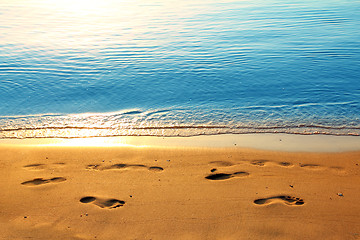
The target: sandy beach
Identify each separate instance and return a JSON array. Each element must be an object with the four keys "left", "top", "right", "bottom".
[
  {"left": 1, "top": 135, "right": 360, "bottom": 240},
  {"left": 2, "top": 0, "right": 360, "bottom": 239}
]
